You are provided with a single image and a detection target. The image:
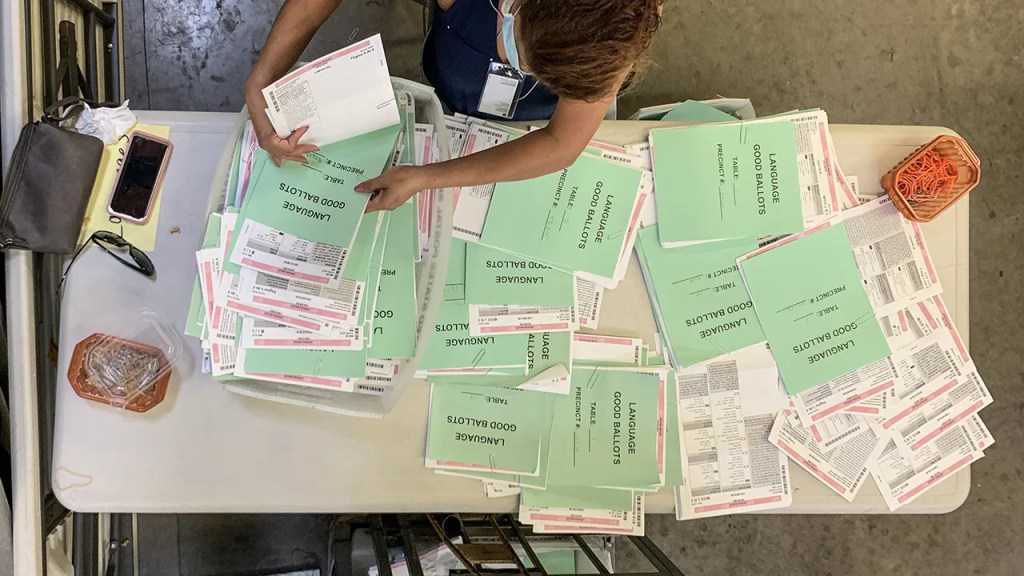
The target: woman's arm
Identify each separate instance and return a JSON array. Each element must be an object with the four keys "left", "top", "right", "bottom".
[
  {"left": 358, "top": 94, "right": 613, "bottom": 211},
  {"left": 245, "top": 0, "right": 341, "bottom": 164}
]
